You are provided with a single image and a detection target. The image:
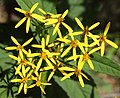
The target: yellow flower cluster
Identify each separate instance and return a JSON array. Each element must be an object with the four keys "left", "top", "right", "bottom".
[{"left": 5, "top": 2, "right": 118, "bottom": 95}]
